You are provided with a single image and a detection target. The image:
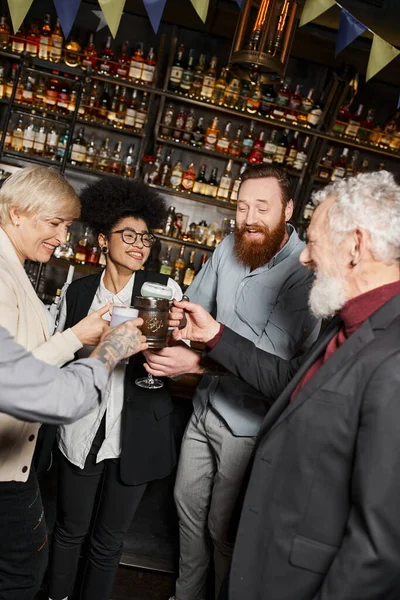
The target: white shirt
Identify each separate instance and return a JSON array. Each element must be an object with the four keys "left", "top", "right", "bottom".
[{"left": 57, "top": 271, "right": 182, "bottom": 469}]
